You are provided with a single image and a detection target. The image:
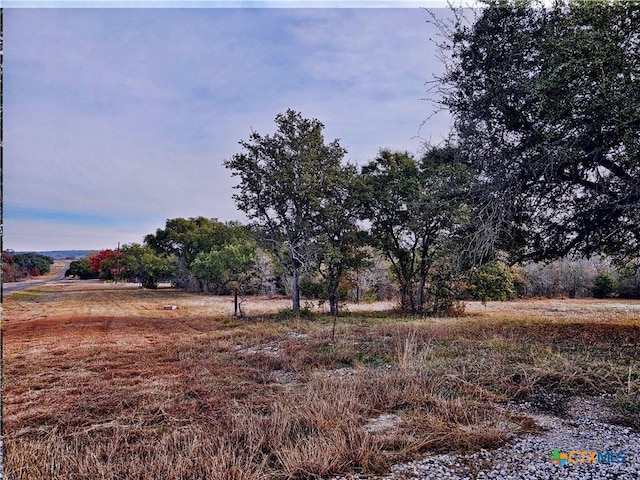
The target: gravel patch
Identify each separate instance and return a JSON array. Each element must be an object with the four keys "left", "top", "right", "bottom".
[{"left": 334, "top": 396, "right": 640, "bottom": 480}]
